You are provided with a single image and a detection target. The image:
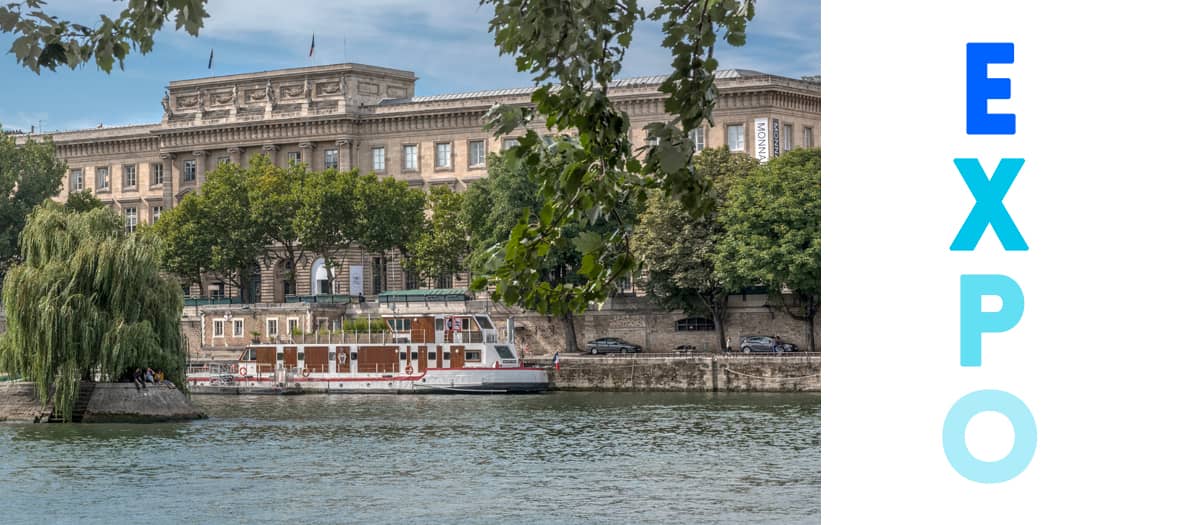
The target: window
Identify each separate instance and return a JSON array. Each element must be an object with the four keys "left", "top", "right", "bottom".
[
  {"left": 288, "top": 151, "right": 302, "bottom": 165},
  {"left": 783, "top": 124, "right": 794, "bottom": 151},
  {"left": 70, "top": 169, "right": 84, "bottom": 192},
  {"left": 501, "top": 138, "right": 519, "bottom": 151},
  {"left": 97, "top": 167, "right": 110, "bottom": 190},
  {"left": 468, "top": 140, "right": 485, "bottom": 168},
  {"left": 124, "top": 207, "right": 138, "bottom": 233},
  {"left": 391, "top": 318, "right": 411, "bottom": 331},
  {"left": 287, "top": 318, "right": 299, "bottom": 335},
  {"left": 210, "top": 282, "right": 226, "bottom": 299},
  {"left": 464, "top": 350, "right": 481, "bottom": 362},
  {"left": 372, "top": 147, "right": 386, "bottom": 171},
  {"left": 688, "top": 128, "right": 706, "bottom": 152},
  {"left": 410, "top": 351, "right": 418, "bottom": 360},
  {"left": 428, "top": 351, "right": 436, "bottom": 360},
  {"left": 182, "top": 160, "right": 196, "bottom": 182},
  {"left": 803, "top": 127, "right": 814, "bottom": 148},
  {"left": 266, "top": 319, "right": 279, "bottom": 337},
  {"left": 233, "top": 319, "right": 244, "bottom": 337},
  {"left": 726, "top": 124, "right": 745, "bottom": 152},
  {"left": 675, "top": 317, "right": 716, "bottom": 332},
  {"left": 645, "top": 135, "right": 659, "bottom": 148},
  {"left": 217, "top": 156, "right": 230, "bottom": 166},
  {"left": 402, "top": 144, "right": 418, "bottom": 171},
  {"left": 213, "top": 320, "right": 224, "bottom": 337},
  {"left": 435, "top": 274, "right": 452, "bottom": 289},
  {"left": 404, "top": 270, "right": 418, "bottom": 290},
  {"left": 494, "top": 346, "right": 515, "bottom": 359},
  {"left": 435, "top": 142, "right": 452, "bottom": 169},
  {"left": 324, "top": 149, "right": 339, "bottom": 170},
  {"left": 123, "top": 164, "right": 137, "bottom": 188},
  {"left": 152, "top": 163, "right": 165, "bottom": 185},
  {"left": 152, "top": 206, "right": 163, "bottom": 223}
]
